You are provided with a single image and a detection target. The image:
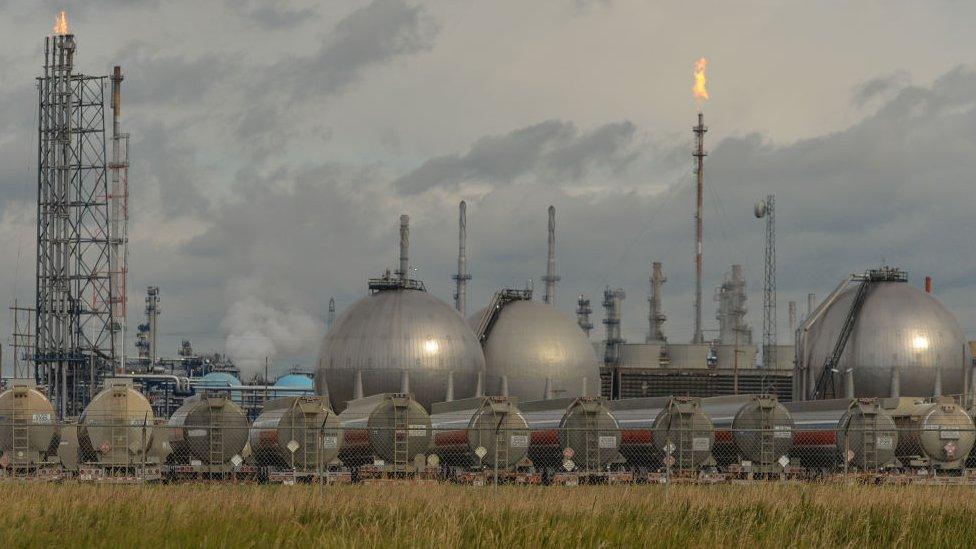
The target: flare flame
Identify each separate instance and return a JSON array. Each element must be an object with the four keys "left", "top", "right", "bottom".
[
  {"left": 53, "top": 10, "right": 69, "bottom": 35},
  {"left": 692, "top": 57, "right": 709, "bottom": 106}
]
